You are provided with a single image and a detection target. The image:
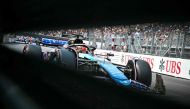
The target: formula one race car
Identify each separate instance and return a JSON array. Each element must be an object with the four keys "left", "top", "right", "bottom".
[
  {"left": 58, "top": 40, "right": 152, "bottom": 91},
  {"left": 22, "top": 39, "right": 152, "bottom": 92}
]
